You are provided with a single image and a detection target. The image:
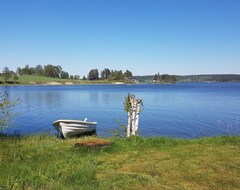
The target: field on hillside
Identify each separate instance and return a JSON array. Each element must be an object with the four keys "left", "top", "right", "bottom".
[{"left": 0, "top": 75, "right": 109, "bottom": 85}]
